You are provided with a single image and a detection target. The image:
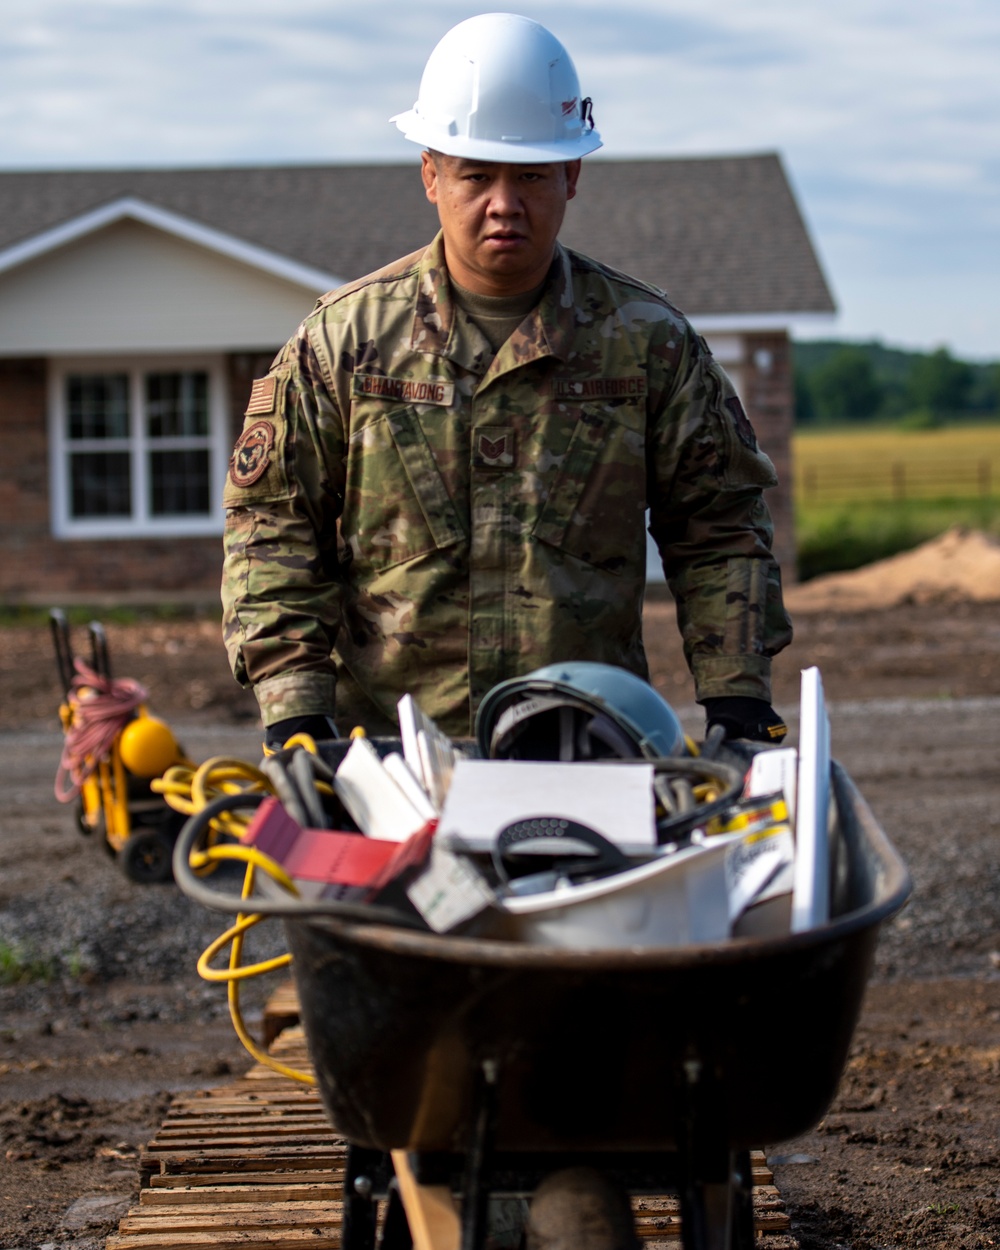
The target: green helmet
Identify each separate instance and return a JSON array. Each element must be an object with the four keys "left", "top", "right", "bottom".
[{"left": 476, "top": 662, "right": 686, "bottom": 761}]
